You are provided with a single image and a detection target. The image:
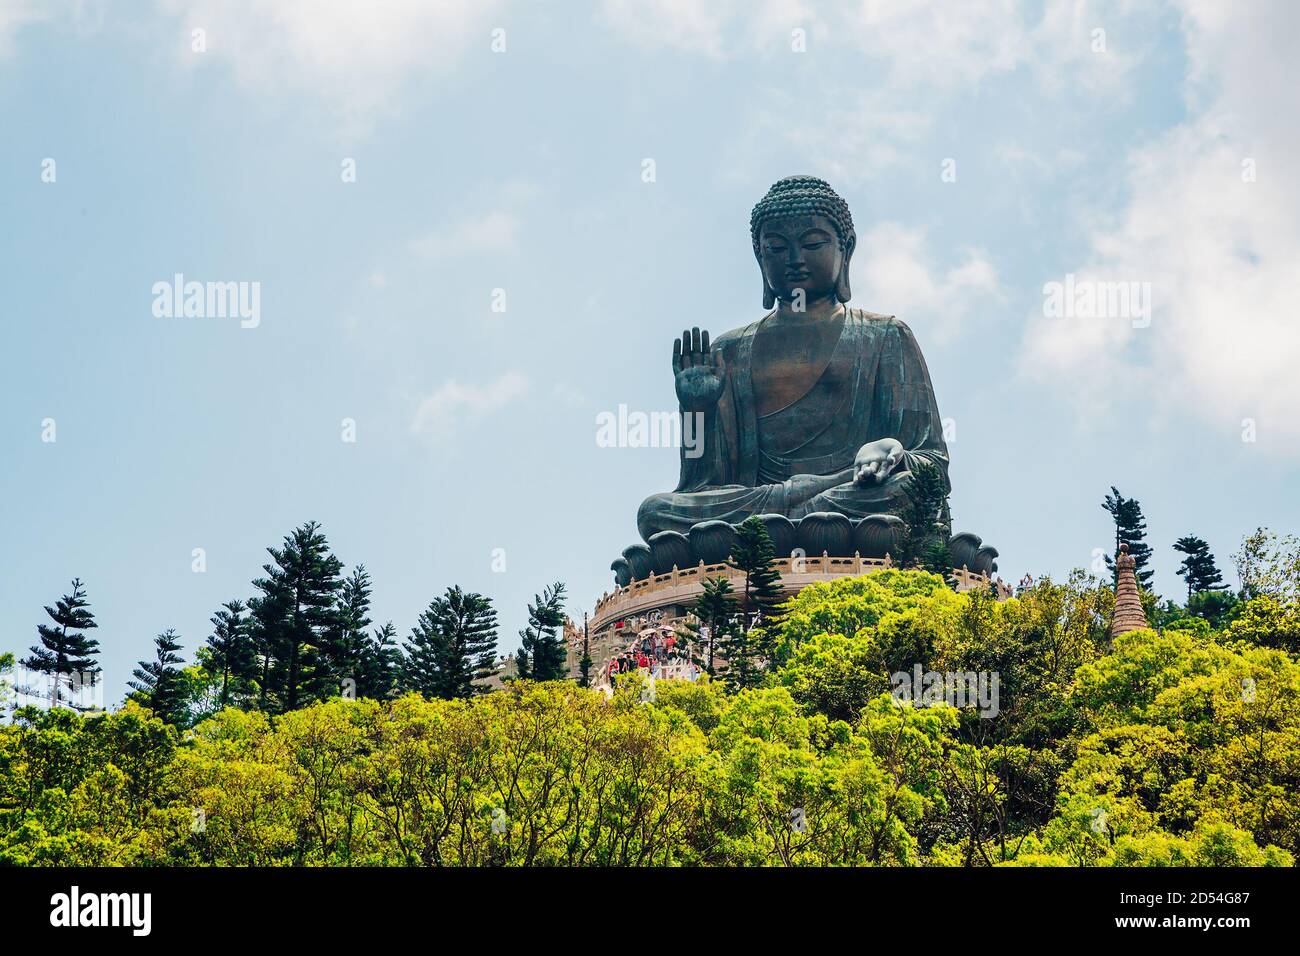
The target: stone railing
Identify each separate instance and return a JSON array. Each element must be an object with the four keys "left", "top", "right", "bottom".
[{"left": 590, "top": 555, "right": 1010, "bottom": 633}]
